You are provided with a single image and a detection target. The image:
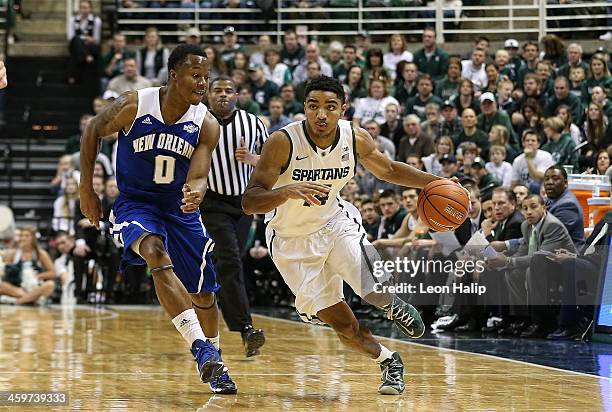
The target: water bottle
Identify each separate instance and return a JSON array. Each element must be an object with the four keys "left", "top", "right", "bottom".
[{"left": 593, "top": 184, "right": 600, "bottom": 198}]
